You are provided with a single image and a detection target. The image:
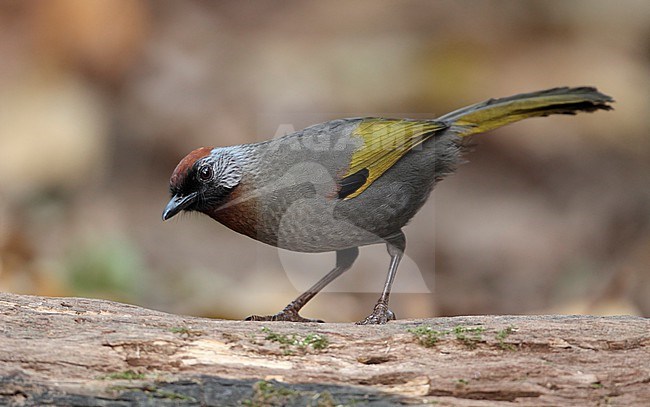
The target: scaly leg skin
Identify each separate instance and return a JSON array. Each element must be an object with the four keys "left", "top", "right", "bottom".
[
  {"left": 244, "top": 247, "right": 359, "bottom": 323},
  {"left": 356, "top": 231, "right": 405, "bottom": 325},
  {"left": 245, "top": 303, "right": 324, "bottom": 323},
  {"left": 356, "top": 303, "right": 396, "bottom": 325}
]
